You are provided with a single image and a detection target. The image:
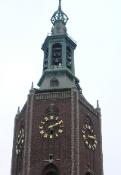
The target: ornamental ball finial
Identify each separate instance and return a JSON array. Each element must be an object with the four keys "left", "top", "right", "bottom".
[{"left": 51, "top": 0, "right": 68, "bottom": 25}]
